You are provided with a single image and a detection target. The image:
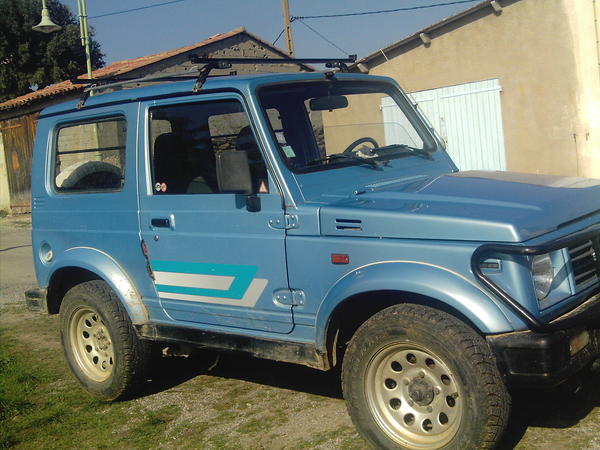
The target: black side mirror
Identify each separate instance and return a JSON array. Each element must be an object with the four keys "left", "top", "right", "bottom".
[
  {"left": 216, "top": 151, "right": 253, "bottom": 194},
  {"left": 216, "top": 151, "right": 261, "bottom": 212}
]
